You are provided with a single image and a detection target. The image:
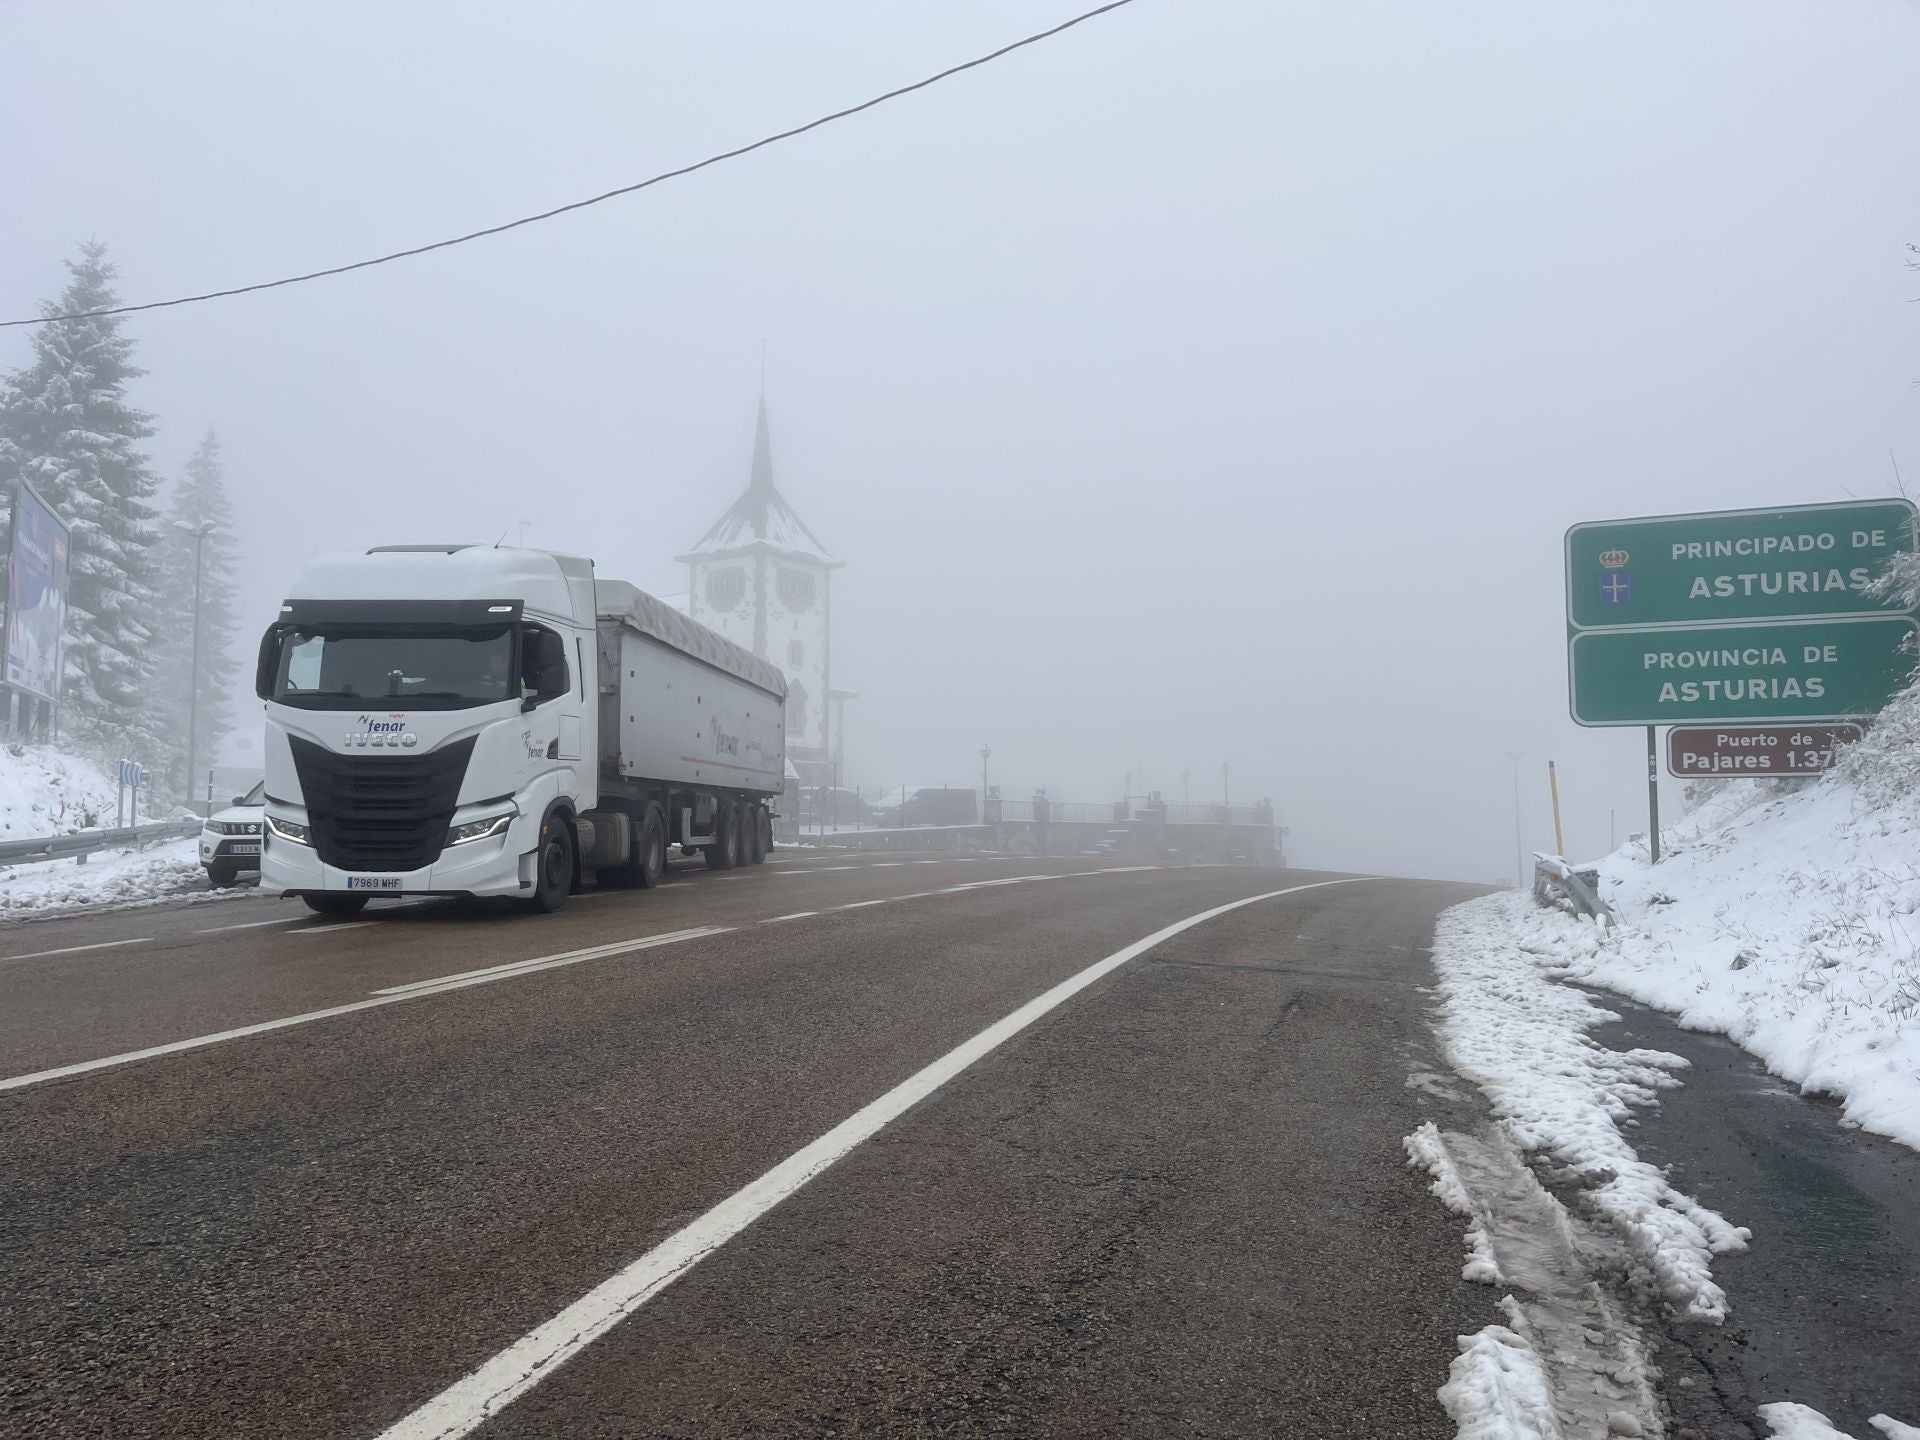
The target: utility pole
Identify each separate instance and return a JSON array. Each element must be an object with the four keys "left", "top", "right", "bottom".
[
  {"left": 980, "top": 743, "right": 991, "bottom": 798},
  {"left": 175, "top": 520, "right": 216, "bottom": 814},
  {"left": 1222, "top": 761, "right": 1230, "bottom": 809},
  {"left": 1505, "top": 751, "right": 1526, "bottom": 888}
]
